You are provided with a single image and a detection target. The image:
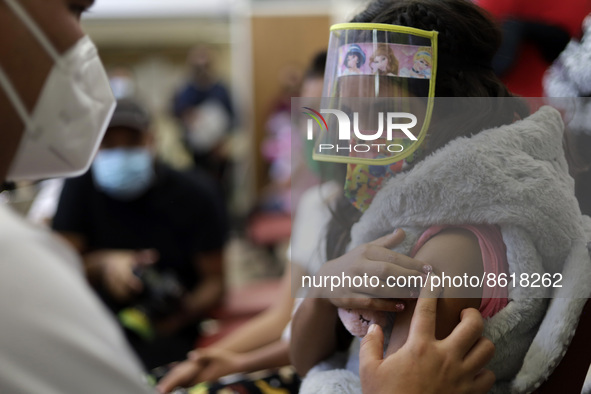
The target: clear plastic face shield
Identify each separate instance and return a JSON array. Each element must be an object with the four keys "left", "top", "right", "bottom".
[{"left": 312, "top": 23, "right": 438, "bottom": 166}]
